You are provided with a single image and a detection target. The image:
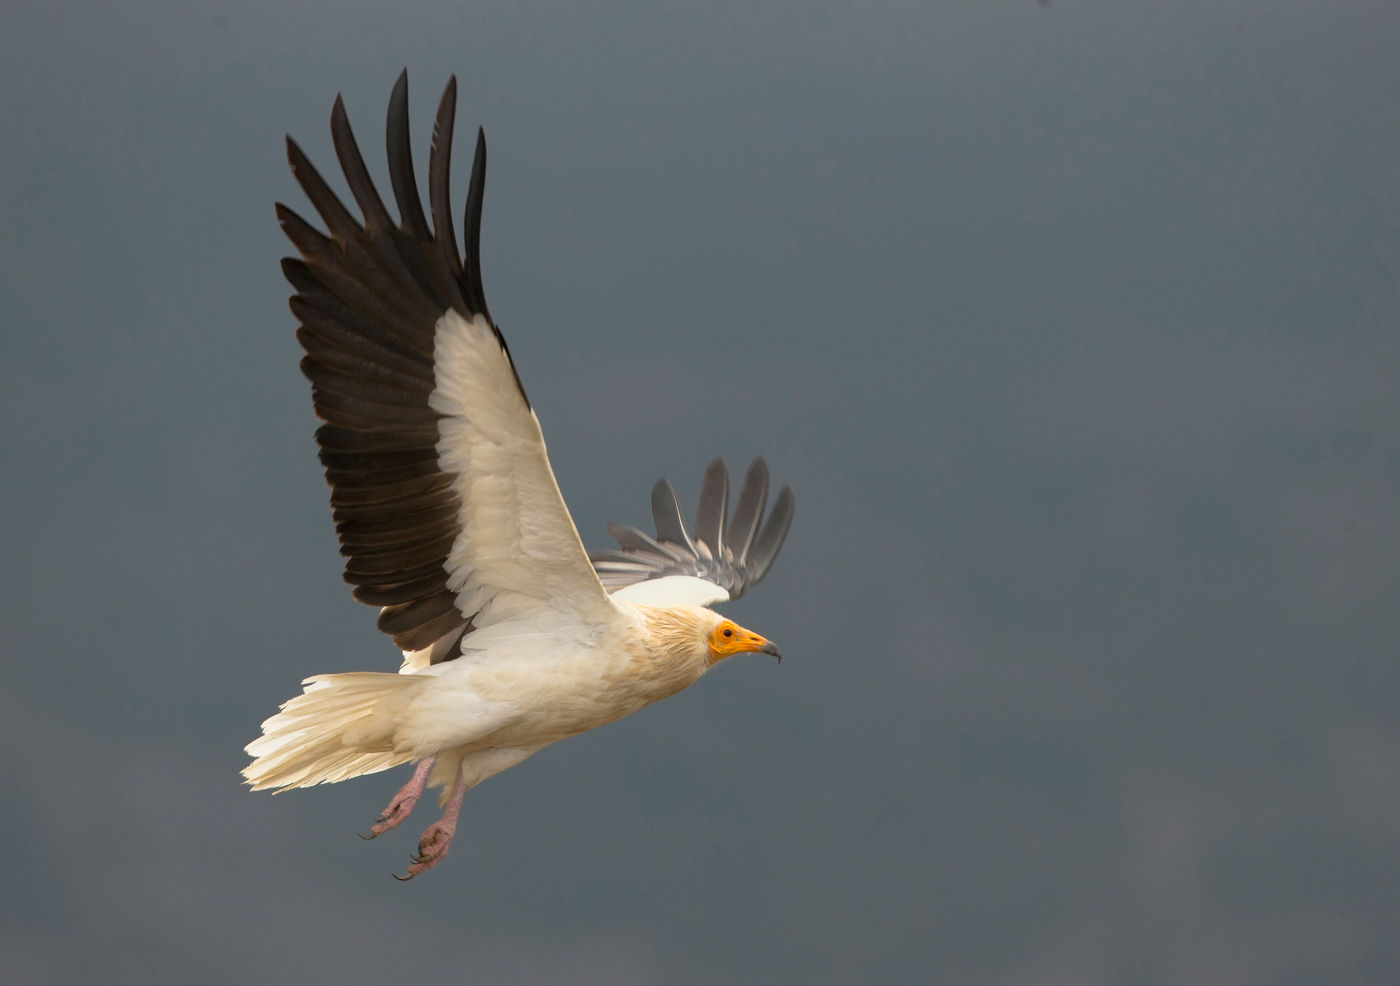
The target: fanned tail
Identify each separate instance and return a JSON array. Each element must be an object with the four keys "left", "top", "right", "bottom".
[{"left": 242, "top": 672, "right": 425, "bottom": 792}]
